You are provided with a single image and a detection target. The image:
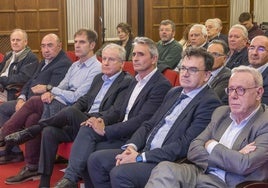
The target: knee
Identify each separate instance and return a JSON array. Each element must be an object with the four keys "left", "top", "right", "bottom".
[{"left": 42, "top": 127, "right": 57, "bottom": 140}]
